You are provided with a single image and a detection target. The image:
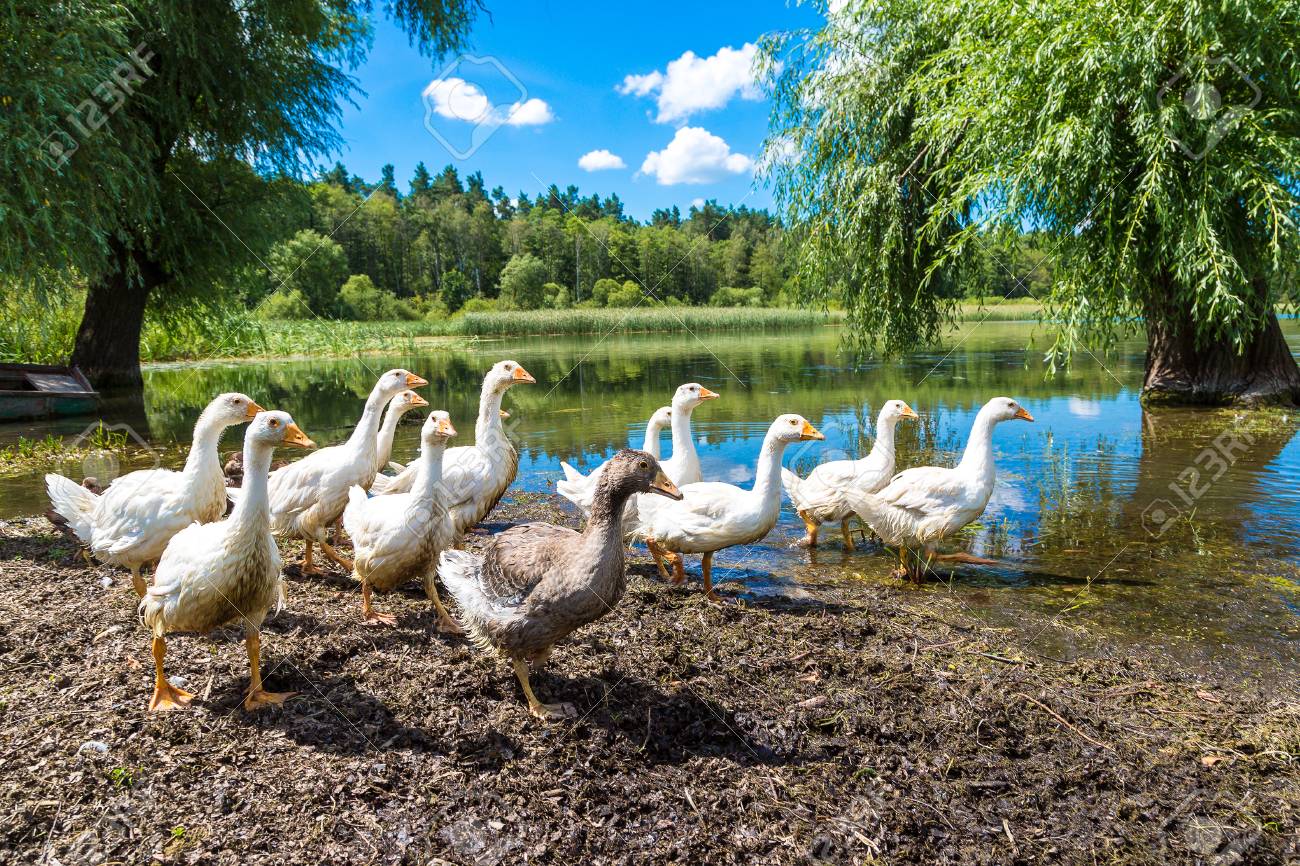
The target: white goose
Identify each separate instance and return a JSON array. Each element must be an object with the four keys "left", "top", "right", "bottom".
[
  {"left": 46, "top": 393, "right": 262, "bottom": 596},
  {"left": 374, "top": 390, "right": 428, "bottom": 474},
  {"left": 634, "top": 414, "right": 824, "bottom": 602},
  {"left": 843, "top": 396, "right": 1033, "bottom": 581},
  {"left": 342, "top": 410, "right": 460, "bottom": 630},
  {"left": 140, "top": 410, "right": 315, "bottom": 712},
  {"left": 261, "top": 369, "right": 427, "bottom": 573},
  {"left": 782, "top": 399, "right": 918, "bottom": 549},
  {"left": 370, "top": 360, "right": 535, "bottom": 538},
  {"left": 555, "top": 404, "right": 672, "bottom": 513}
]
